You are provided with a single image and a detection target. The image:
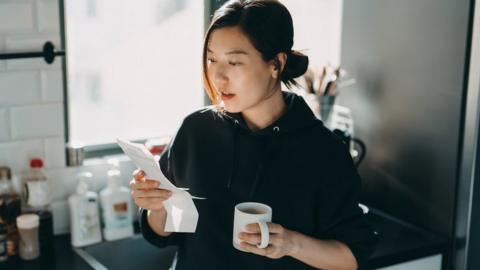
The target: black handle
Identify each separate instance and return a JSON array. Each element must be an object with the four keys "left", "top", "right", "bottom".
[{"left": 0, "top": 41, "right": 65, "bottom": 64}]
